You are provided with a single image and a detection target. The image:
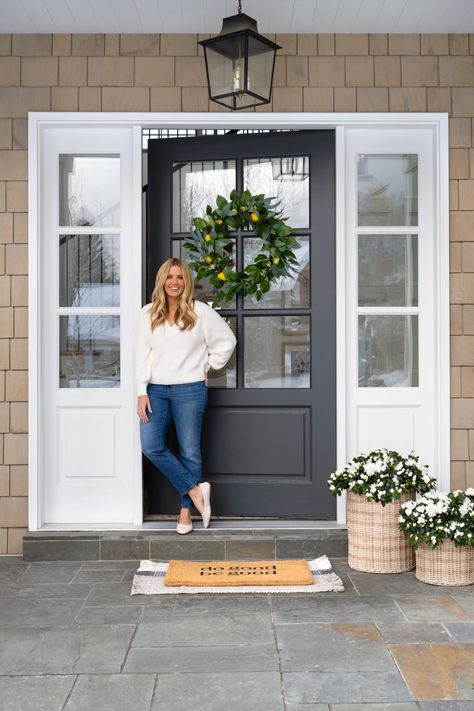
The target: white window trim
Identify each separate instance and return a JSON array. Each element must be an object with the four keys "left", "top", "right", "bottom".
[{"left": 28, "top": 112, "right": 449, "bottom": 529}]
